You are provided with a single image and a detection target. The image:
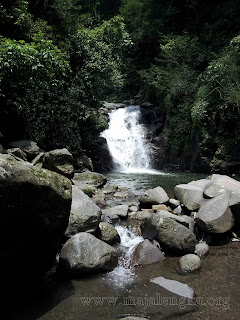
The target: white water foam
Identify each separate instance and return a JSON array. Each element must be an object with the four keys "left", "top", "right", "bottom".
[
  {"left": 101, "top": 106, "right": 156, "bottom": 173},
  {"left": 106, "top": 225, "right": 144, "bottom": 289}
]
